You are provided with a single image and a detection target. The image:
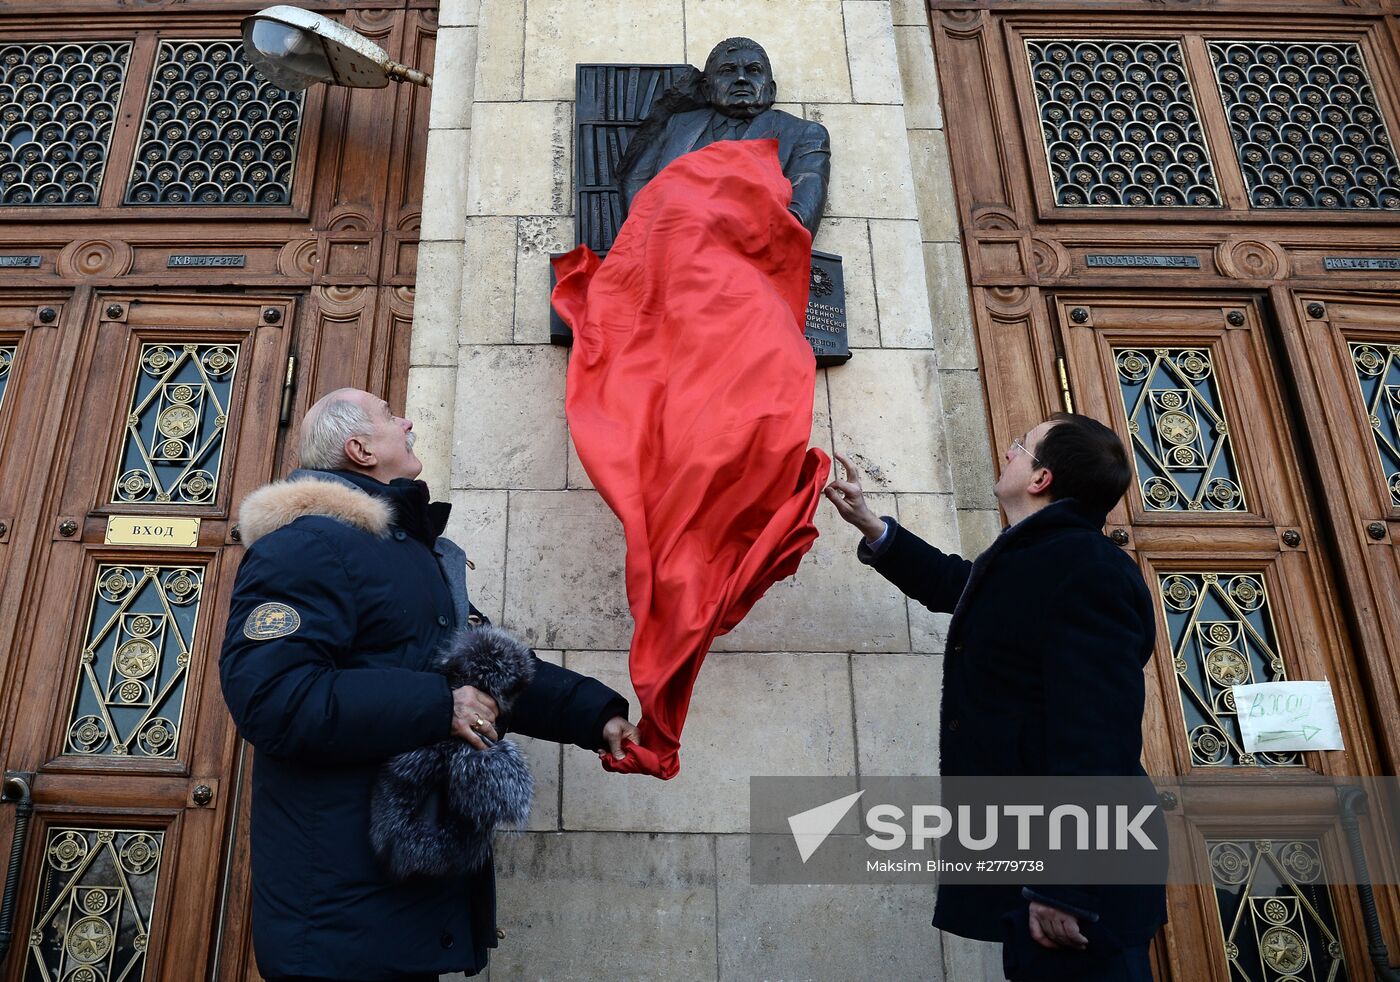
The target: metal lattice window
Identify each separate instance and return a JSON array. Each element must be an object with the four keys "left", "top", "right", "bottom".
[
  {"left": 0, "top": 344, "right": 15, "bottom": 410},
  {"left": 1212, "top": 41, "right": 1400, "bottom": 210},
  {"left": 1027, "top": 39, "right": 1221, "bottom": 207},
  {"left": 125, "top": 40, "right": 303, "bottom": 205},
  {"left": 1160, "top": 571, "right": 1300, "bottom": 768},
  {"left": 0, "top": 41, "right": 130, "bottom": 206},
  {"left": 25, "top": 827, "right": 163, "bottom": 982},
  {"left": 1349, "top": 342, "right": 1400, "bottom": 507},
  {"left": 1207, "top": 839, "right": 1347, "bottom": 982},
  {"left": 65, "top": 563, "right": 203, "bottom": 759},
  {"left": 1115, "top": 346, "right": 1247, "bottom": 512},
  {"left": 112, "top": 342, "right": 240, "bottom": 506}
]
